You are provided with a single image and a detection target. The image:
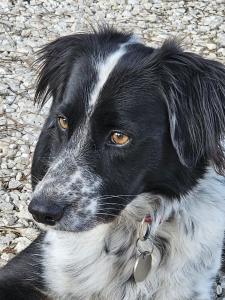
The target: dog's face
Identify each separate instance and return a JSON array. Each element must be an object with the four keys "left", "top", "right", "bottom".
[{"left": 29, "top": 29, "right": 225, "bottom": 231}]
